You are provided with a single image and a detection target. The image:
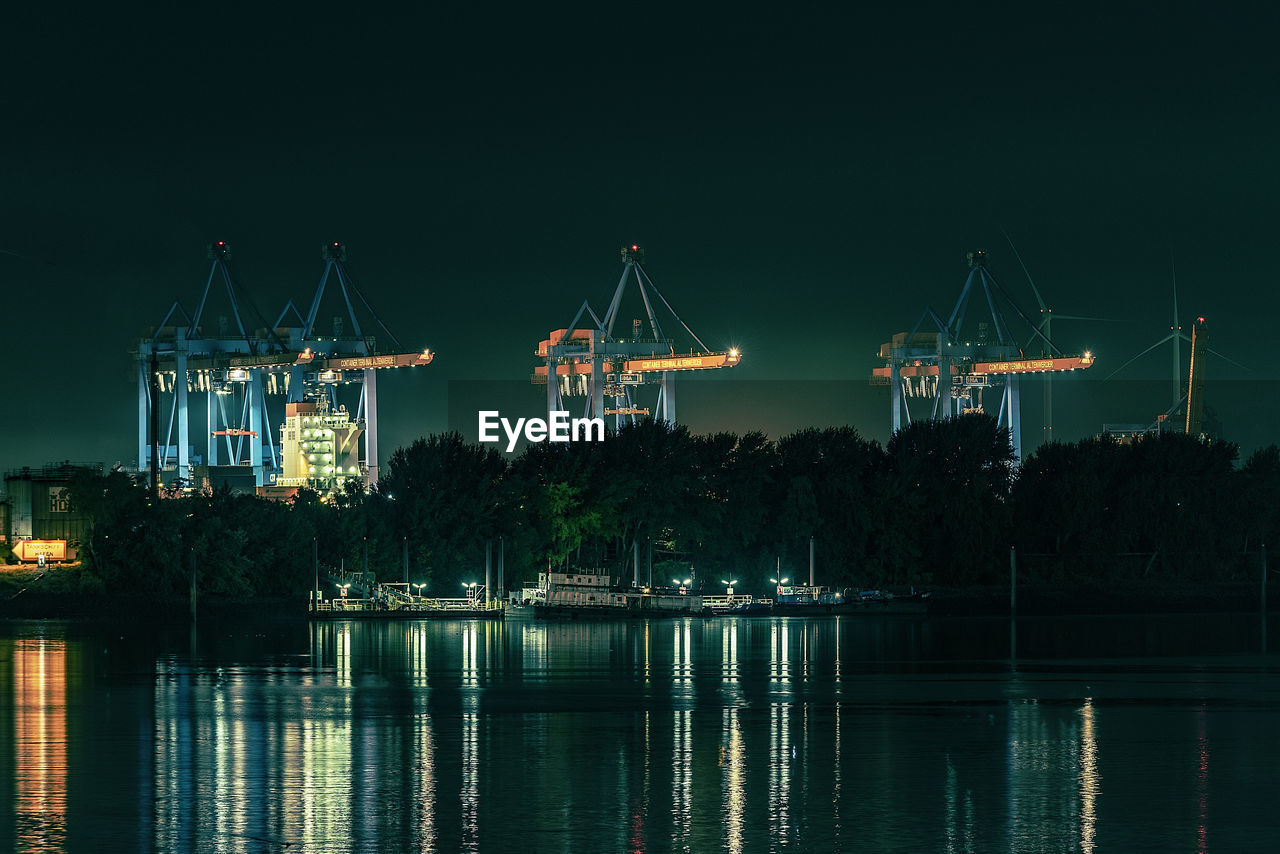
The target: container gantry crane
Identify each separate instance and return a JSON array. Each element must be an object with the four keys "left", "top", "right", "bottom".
[
  {"left": 532, "top": 246, "right": 741, "bottom": 428},
  {"left": 870, "top": 250, "right": 1095, "bottom": 461},
  {"left": 135, "top": 242, "right": 433, "bottom": 490}
]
